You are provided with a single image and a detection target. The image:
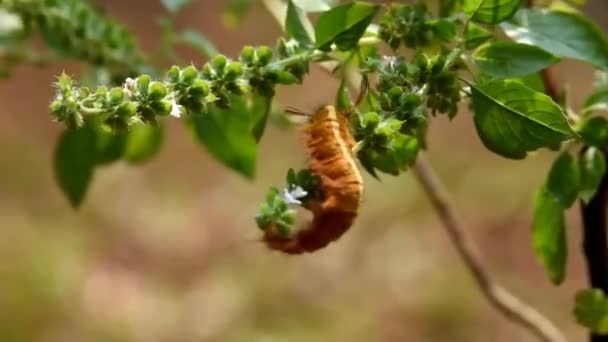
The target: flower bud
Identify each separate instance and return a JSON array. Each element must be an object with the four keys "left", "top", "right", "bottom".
[
  {"left": 148, "top": 82, "right": 167, "bottom": 101},
  {"left": 116, "top": 101, "right": 138, "bottom": 117},
  {"left": 49, "top": 100, "right": 63, "bottom": 116},
  {"left": 180, "top": 65, "right": 199, "bottom": 85},
  {"left": 240, "top": 45, "right": 255, "bottom": 64},
  {"left": 152, "top": 100, "right": 172, "bottom": 116},
  {"left": 189, "top": 79, "right": 210, "bottom": 96},
  {"left": 167, "top": 65, "right": 180, "bottom": 83},
  {"left": 256, "top": 46, "right": 273, "bottom": 65},
  {"left": 137, "top": 75, "right": 151, "bottom": 95},
  {"left": 224, "top": 61, "right": 243, "bottom": 80},
  {"left": 211, "top": 54, "right": 227, "bottom": 72},
  {"left": 108, "top": 87, "right": 125, "bottom": 104}
]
